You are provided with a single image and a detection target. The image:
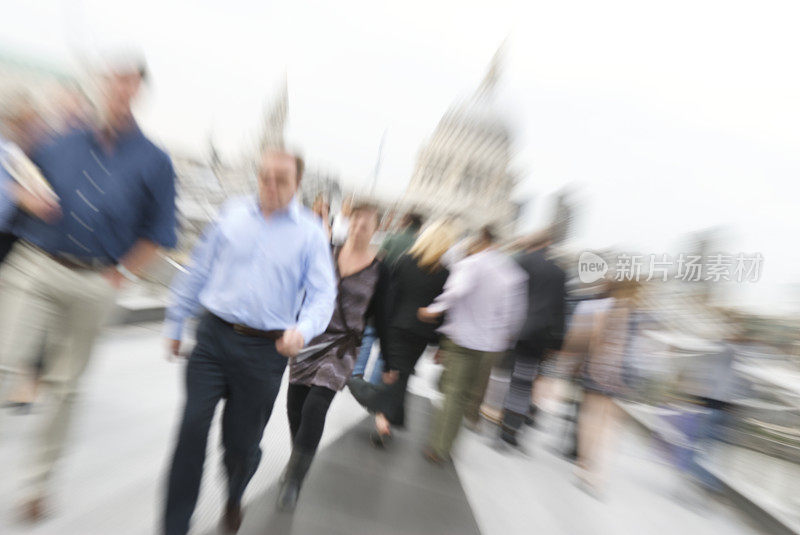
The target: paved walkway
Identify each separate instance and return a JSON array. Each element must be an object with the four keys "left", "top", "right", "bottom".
[{"left": 0, "top": 323, "right": 771, "bottom": 534}]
